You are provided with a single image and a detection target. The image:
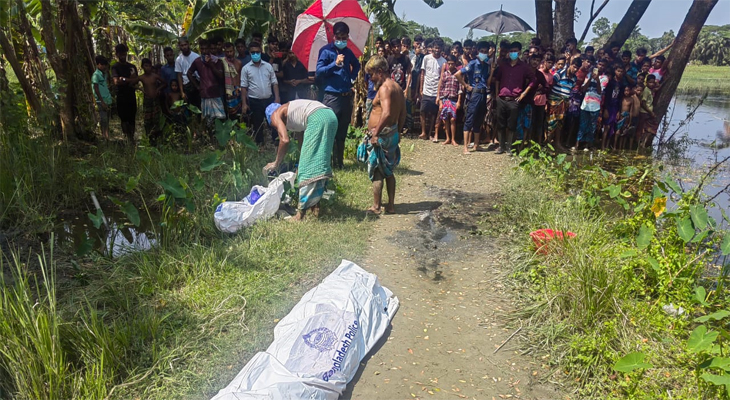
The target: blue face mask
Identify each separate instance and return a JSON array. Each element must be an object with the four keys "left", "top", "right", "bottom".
[
  {"left": 509, "top": 52, "right": 519, "bottom": 61},
  {"left": 251, "top": 53, "right": 261, "bottom": 63},
  {"left": 478, "top": 53, "right": 489, "bottom": 62},
  {"left": 334, "top": 40, "right": 348, "bottom": 50}
]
